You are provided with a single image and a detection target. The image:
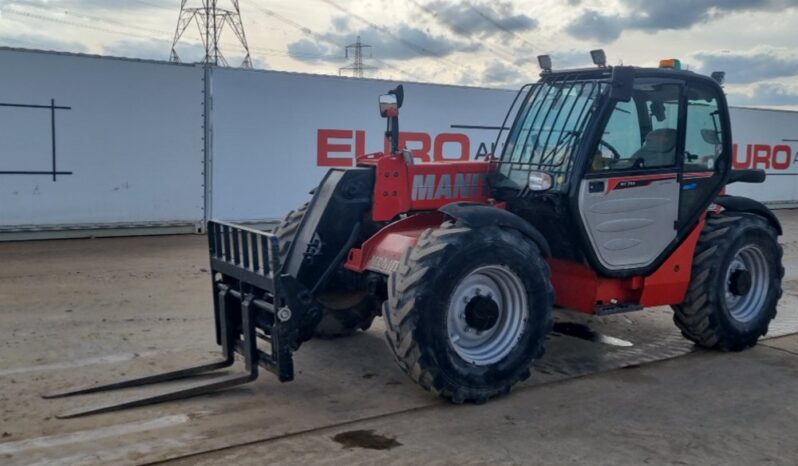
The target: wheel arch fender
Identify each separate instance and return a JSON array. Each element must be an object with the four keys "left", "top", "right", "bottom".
[
  {"left": 714, "top": 195, "right": 782, "bottom": 235},
  {"left": 439, "top": 202, "right": 551, "bottom": 257}
]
